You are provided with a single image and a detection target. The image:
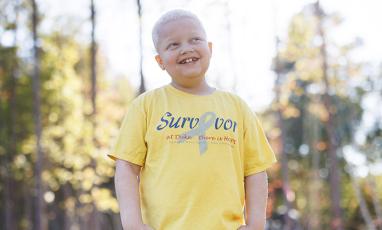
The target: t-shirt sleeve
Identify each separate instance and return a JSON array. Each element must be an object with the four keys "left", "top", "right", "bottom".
[
  {"left": 108, "top": 99, "right": 147, "bottom": 166},
  {"left": 242, "top": 103, "right": 277, "bottom": 176}
]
